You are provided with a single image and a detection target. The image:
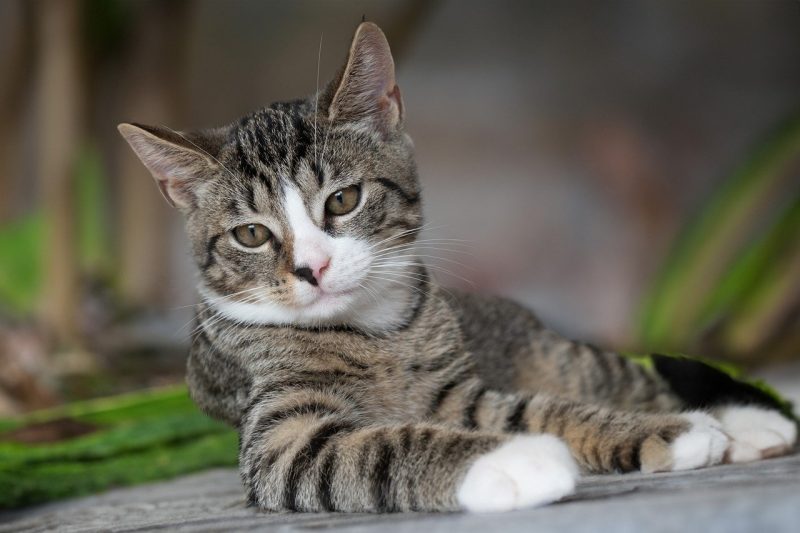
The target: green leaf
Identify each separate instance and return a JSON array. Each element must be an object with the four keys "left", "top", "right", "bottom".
[{"left": 639, "top": 111, "right": 800, "bottom": 351}]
